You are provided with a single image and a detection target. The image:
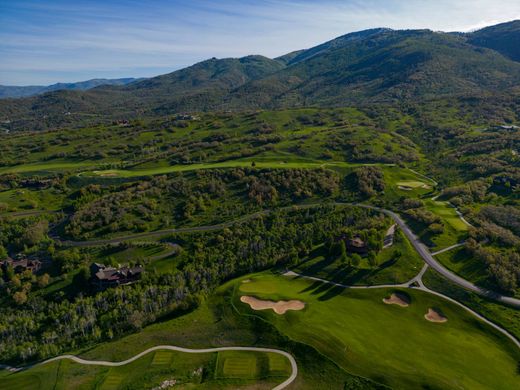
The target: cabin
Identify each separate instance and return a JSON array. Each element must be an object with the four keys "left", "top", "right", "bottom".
[
  {"left": 1, "top": 256, "right": 42, "bottom": 274},
  {"left": 90, "top": 263, "right": 143, "bottom": 290}
]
